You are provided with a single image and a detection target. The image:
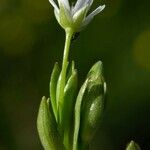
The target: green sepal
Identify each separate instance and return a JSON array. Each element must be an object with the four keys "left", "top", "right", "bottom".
[
  {"left": 80, "top": 61, "right": 106, "bottom": 144},
  {"left": 59, "top": 2, "right": 72, "bottom": 30},
  {"left": 126, "top": 141, "right": 141, "bottom": 150},
  {"left": 50, "top": 62, "right": 60, "bottom": 121},
  {"left": 73, "top": 79, "right": 89, "bottom": 150},
  {"left": 37, "top": 96, "right": 64, "bottom": 150},
  {"left": 72, "top": 5, "right": 89, "bottom": 32}
]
